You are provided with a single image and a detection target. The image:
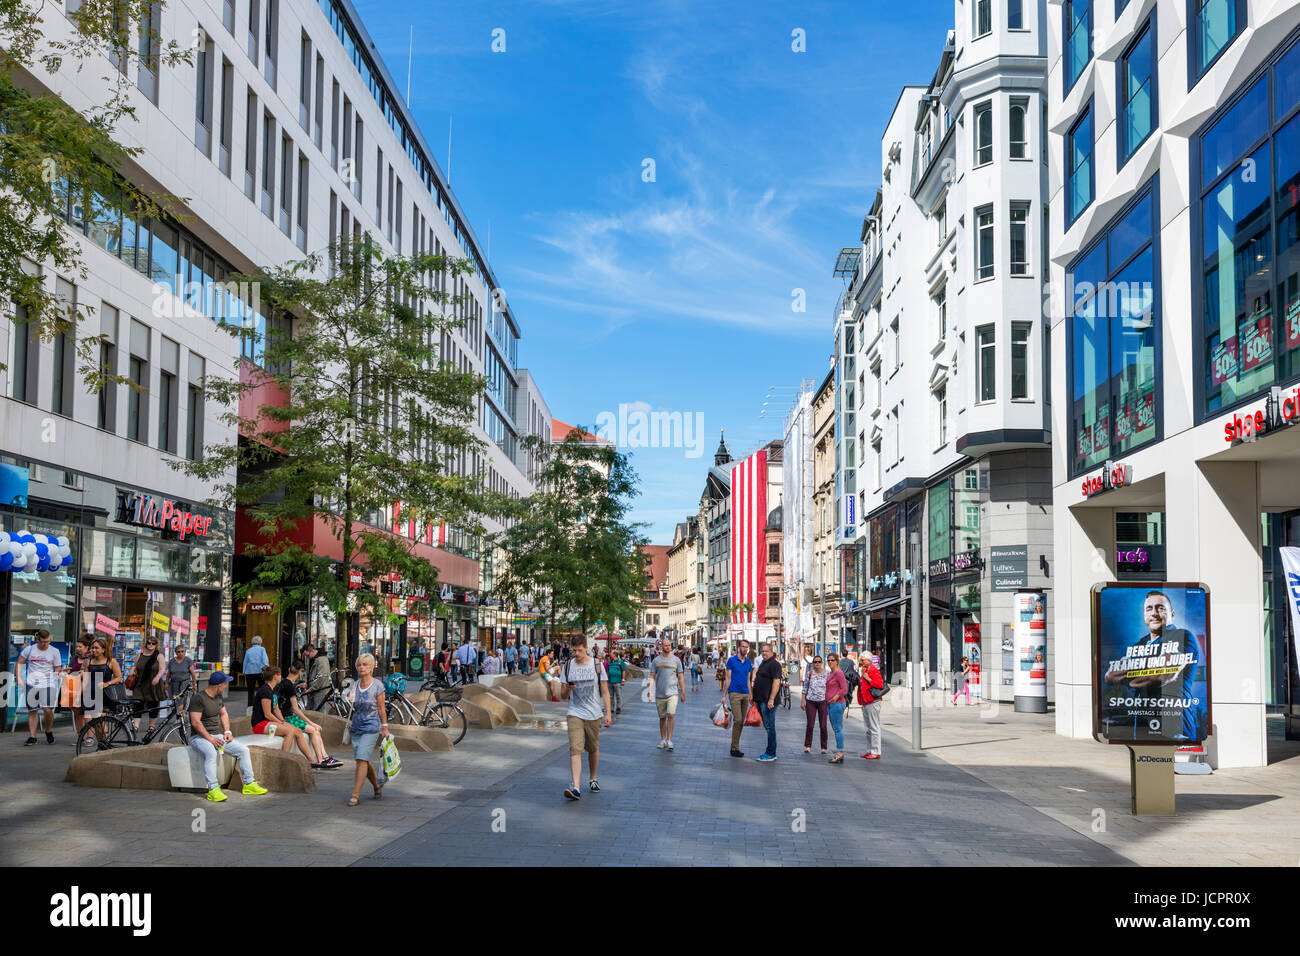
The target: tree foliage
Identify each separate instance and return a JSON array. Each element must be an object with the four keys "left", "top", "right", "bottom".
[
  {"left": 0, "top": 0, "right": 189, "bottom": 384},
  {"left": 493, "top": 430, "right": 647, "bottom": 640},
  {"left": 177, "top": 238, "right": 508, "bottom": 631}
]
